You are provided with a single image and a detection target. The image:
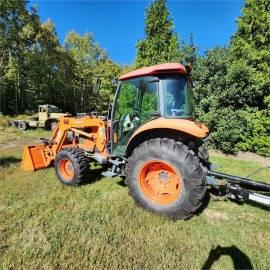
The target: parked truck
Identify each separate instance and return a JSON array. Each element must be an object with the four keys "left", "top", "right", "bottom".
[{"left": 10, "top": 104, "right": 70, "bottom": 131}]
